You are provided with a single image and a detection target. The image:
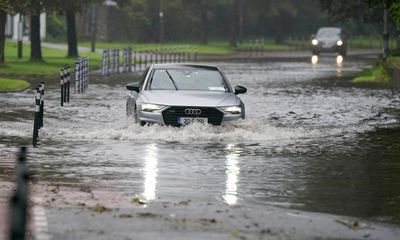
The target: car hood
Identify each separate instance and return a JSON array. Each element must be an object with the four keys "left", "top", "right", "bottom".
[{"left": 140, "top": 90, "right": 241, "bottom": 107}]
